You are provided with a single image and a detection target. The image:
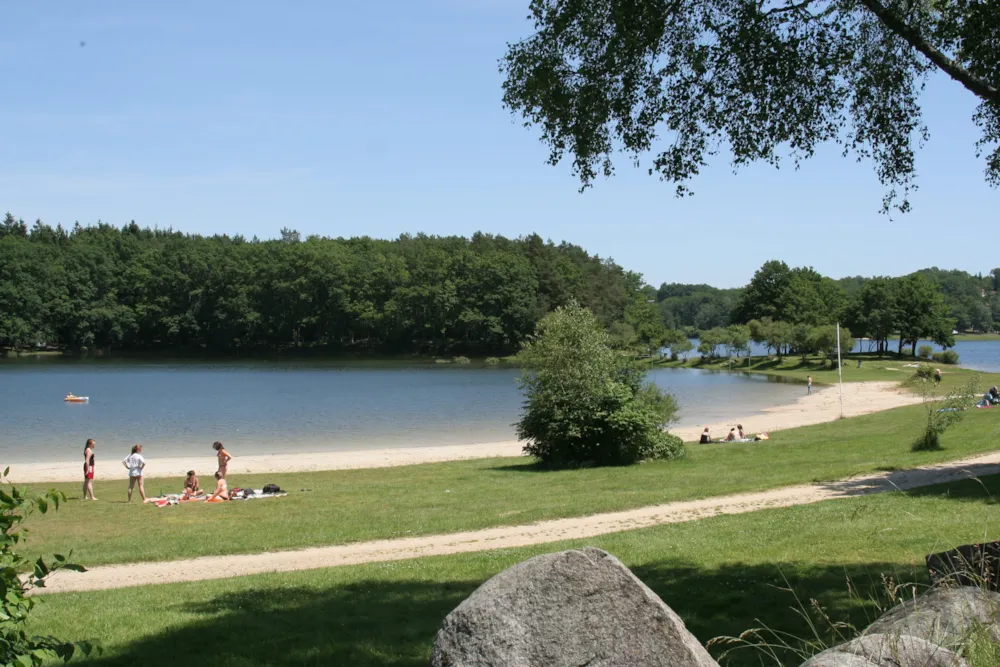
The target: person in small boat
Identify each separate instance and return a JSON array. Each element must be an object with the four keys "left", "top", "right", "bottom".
[
  {"left": 208, "top": 471, "right": 230, "bottom": 501},
  {"left": 82, "top": 438, "right": 97, "bottom": 501},
  {"left": 213, "top": 442, "right": 232, "bottom": 479},
  {"left": 699, "top": 427, "right": 712, "bottom": 444},
  {"left": 182, "top": 470, "right": 204, "bottom": 499}
]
